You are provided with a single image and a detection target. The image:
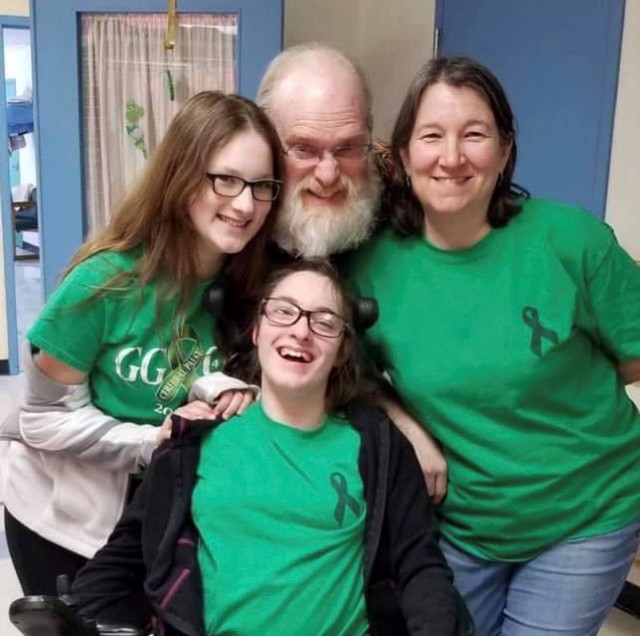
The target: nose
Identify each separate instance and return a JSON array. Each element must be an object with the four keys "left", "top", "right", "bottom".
[
  {"left": 232, "top": 185, "right": 256, "bottom": 215},
  {"left": 289, "top": 313, "right": 312, "bottom": 339},
  {"left": 439, "top": 137, "right": 464, "bottom": 167},
  {"left": 313, "top": 152, "right": 340, "bottom": 188}
]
